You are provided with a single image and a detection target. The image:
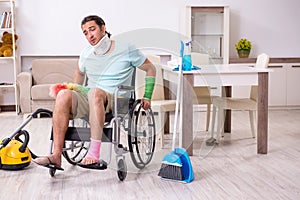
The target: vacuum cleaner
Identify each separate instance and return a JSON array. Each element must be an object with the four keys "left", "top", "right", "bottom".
[
  {"left": 0, "top": 130, "right": 32, "bottom": 170},
  {"left": 0, "top": 109, "right": 52, "bottom": 170}
]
